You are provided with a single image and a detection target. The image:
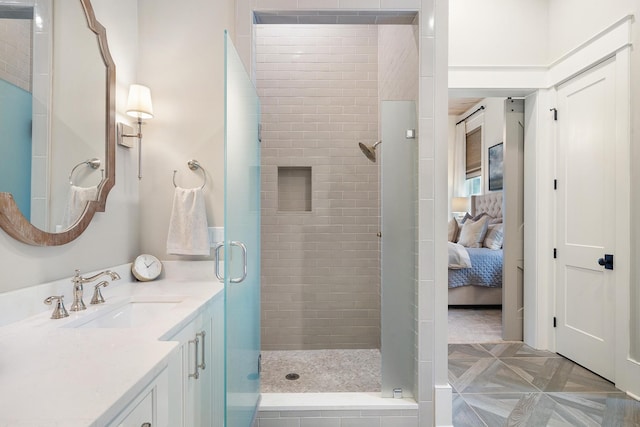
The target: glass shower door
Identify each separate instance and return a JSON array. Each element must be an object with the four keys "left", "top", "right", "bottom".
[
  {"left": 224, "top": 31, "right": 261, "bottom": 427},
  {"left": 381, "top": 101, "right": 417, "bottom": 398}
]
